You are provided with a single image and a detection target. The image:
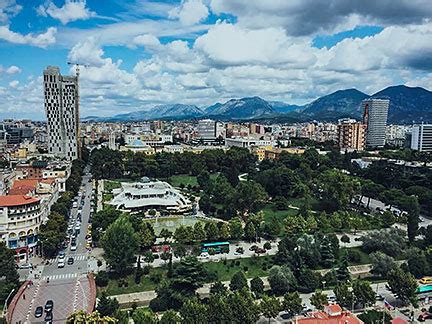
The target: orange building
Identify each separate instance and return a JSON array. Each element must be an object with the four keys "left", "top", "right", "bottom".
[{"left": 337, "top": 120, "right": 366, "bottom": 151}]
